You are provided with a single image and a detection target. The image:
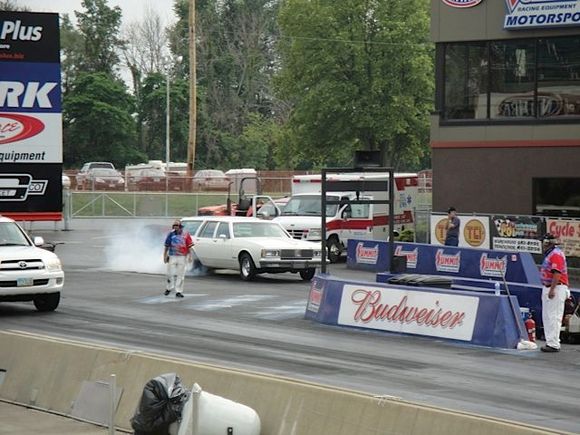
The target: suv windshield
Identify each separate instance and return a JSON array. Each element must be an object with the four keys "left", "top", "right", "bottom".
[
  {"left": 281, "top": 195, "right": 338, "bottom": 217},
  {"left": 0, "top": 222, "right": 31, "bottom": 246}
]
